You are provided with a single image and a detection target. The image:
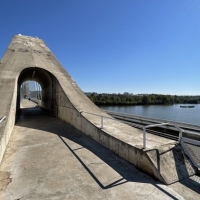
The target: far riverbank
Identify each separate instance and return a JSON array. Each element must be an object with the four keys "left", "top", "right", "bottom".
[{"left": 86, "top": 93, "right": 200, "bottom": 105}]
